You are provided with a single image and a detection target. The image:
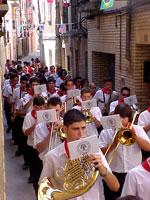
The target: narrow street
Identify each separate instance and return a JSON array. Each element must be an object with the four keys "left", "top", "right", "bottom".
[
  {"left": 4, "top": 127, "right": 35, "bottom": 200},
  {"left": 3, "top": 52, "right": 38, "bottom": 200}
]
